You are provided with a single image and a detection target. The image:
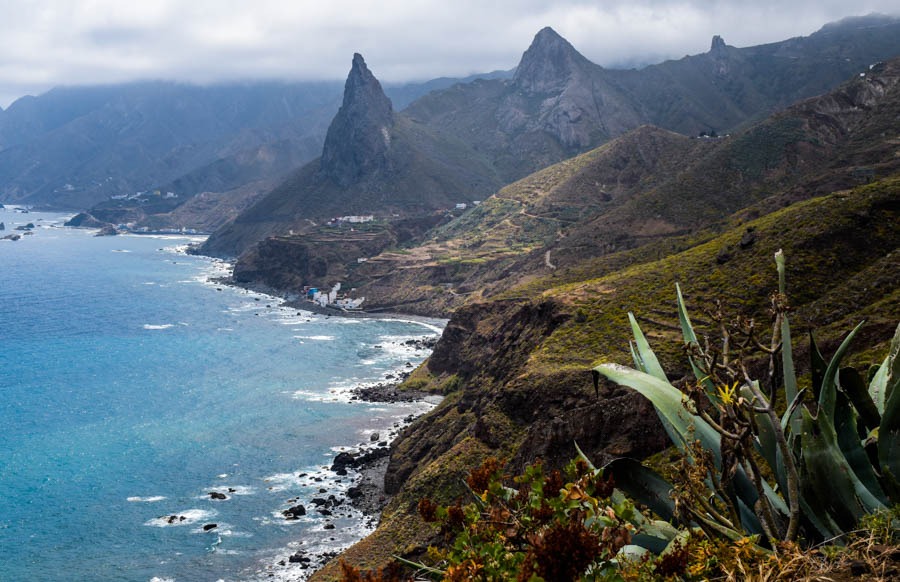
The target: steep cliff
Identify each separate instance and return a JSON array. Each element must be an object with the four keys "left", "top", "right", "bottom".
[{"left": 313, "top": 173, "right": 900, "bottom": 579}]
